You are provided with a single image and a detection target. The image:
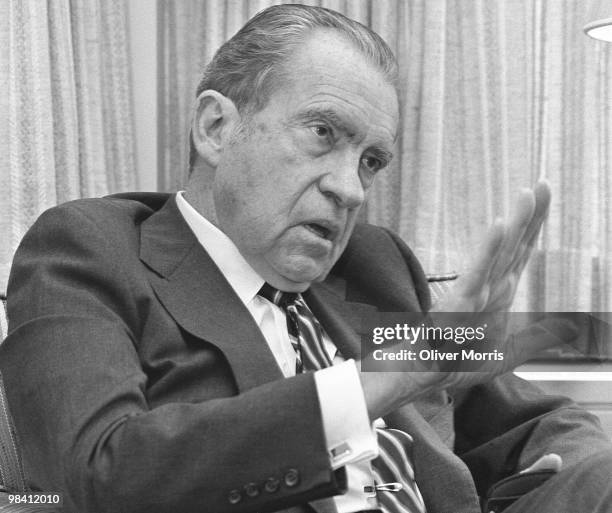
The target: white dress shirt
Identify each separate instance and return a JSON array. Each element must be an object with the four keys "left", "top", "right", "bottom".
[{"left": 176, "top": 192, "right": 380, "bottom": 511}]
